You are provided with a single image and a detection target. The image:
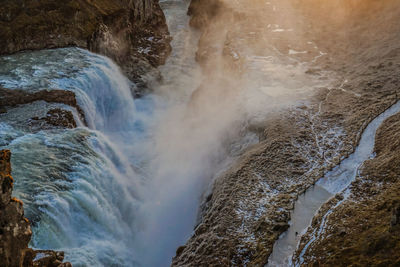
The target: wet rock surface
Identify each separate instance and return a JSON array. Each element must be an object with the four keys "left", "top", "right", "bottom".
[
  {"left": 29, "top": 109, "right": 77, "bottom": 129},
  {"left": 0, "top": 150, "right": 71, "bottom": 267},
  {"left": 172, "top": 0, "right": 400, "bottom": 266},
  {"left": 0, "top": 149, "right": 32, "bottom": 267},
  {"left": 0, "top": 87, "right": 85, "bottom": 126},
  {"left": 32, "top": 250, "right": 72, "bottom": 267},
  {"left": 0, "top": 0, "right": 171, "bottom": 90}
]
